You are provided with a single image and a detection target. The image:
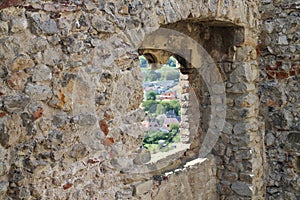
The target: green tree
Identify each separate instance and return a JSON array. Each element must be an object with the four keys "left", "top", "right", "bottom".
[
  {"left": 164, "top": 70, "right": 180, "bottom": 80},
  {"left": 155, "top": 104, "right": 166, "bottom": 115},
  {"left": 146, "top": 91, "right": 156, "bottom": 100},
  {"left": 169, "top": 100, "right": 180, "bottom": 115},
  {"left": 142, "top": 100, "right": 157, "bottom": 112},
  {"left": 170, "top": 124, "right": 179, "bottom": 134},
  {"left": 159, "top": 100, "right": 181, "bottom": 116},
  {"left": 146, "top": 71, "right": 161, "bottom": 81}
]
